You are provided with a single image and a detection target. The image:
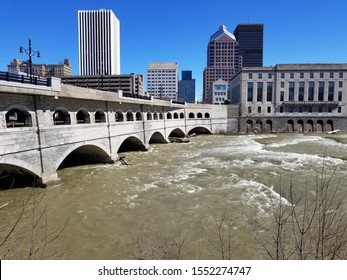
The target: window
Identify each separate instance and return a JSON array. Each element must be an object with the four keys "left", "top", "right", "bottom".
[
  {"left": 308, "top": 106, "right": 313, "bottom": 113},
  {"left": 310, "top": 73, "right": 314, "bottom": 78},
  {"left": 338, "top": 91, "right": 342, "bottom": 101},
  {"left": 290, "top": 73, "right": 294, "bottom": 79},
  {"left": 248, "top": 73, "right": 253, "bottom": 79},
  {"left": 258, "top": 73, "right": 262, "bottom": 79},
  {"left": 318, "top": 82, "right": 324, "bottom": 101},
  {"left": 247, "top": 82, "right": 253, "bottom": 102},
  {"left": 339, "top": 81, "right": 343, "bottom": 88},
  {"left": 267, "top": 82, "right": 273, "bottom": 102},
  {"left": 215, "top": 84, "right": 227, "bottom": 90},
  {"left": 281, "top": 73, "right": 285, "bottom": 79},
  {"left": 300, "top": 73, "right": 304, "bottom": 78},
  {"left": 258, "top": 106, "right": 261, "bottom": 113},
  {"left": 318, "top": 106, "right": 323, "bottom": 113},
  {"left": 268, "top": 73, "right": 272, "bottom": 79},
  {"left": 308, "top": 82, "right": 314, "bottom": 101},
  {"left": 330, "top": 73, "right": 334, "bottom": 78},
  {"left": 320, "top": 73, "right": 324, "bottom": 78},
  {"left": 338, "top": 107, "right": 342, "bottom": 113},
  {"left": 281, "top": 82, "right": 285, "bottom": 88},
  {"left": 298, "top": 82, "right": 305, "bottom": 101},
  {"left": 288, "top": 82, "right": 295, "bottom": 101},
  {"left": 299, "top": 106, "right": 303, "bottom": 113},
  {"left": 257, "top": 82, "right": 263, "bottom": 102},
  {"left": 328, "top": 81, "right": 334, "bottom": 101},
  {"left": 339, "top": 72, "right": 343, "bottom": 79},
  {"left": 248, "top": 107, "right": 252, "bottom": 114},
  {"left": 280, "top": 91, "right": 284, "bottom": 102},
  {"left": 279, "top": 106, "right": 283, "bottom": 113},
  {"left": 267, "top": 106, "right": 271, "bottom": 113}
]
